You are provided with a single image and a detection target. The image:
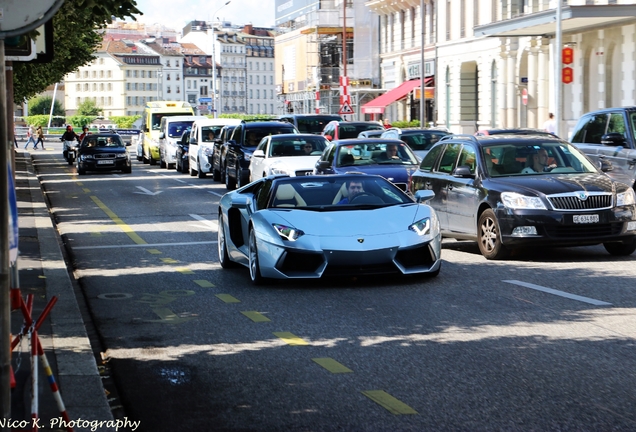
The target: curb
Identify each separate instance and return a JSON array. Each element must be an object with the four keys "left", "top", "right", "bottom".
[{"left": 20, "top": 151, "right": 116, "bottom": 431}]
